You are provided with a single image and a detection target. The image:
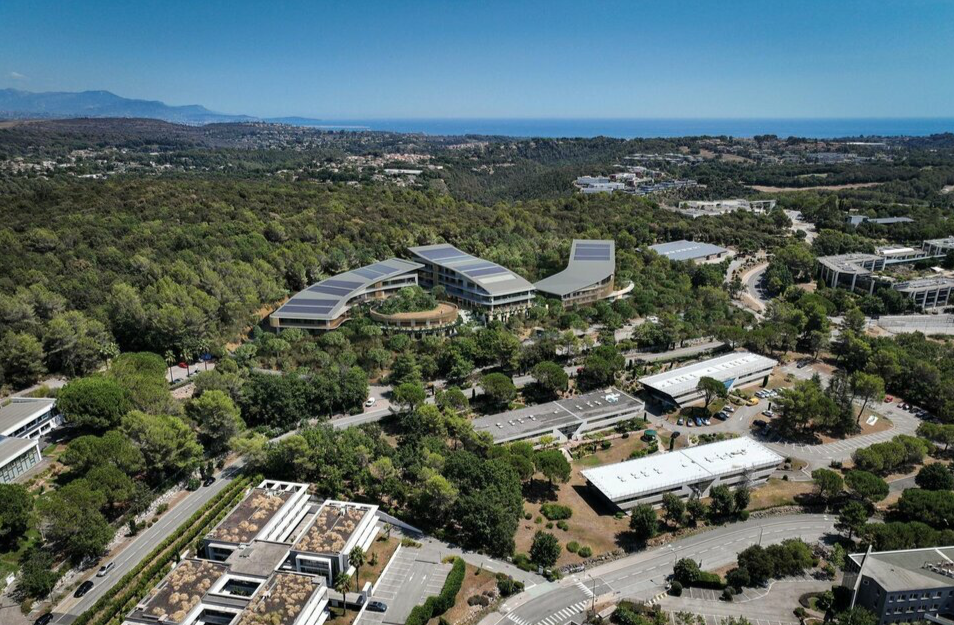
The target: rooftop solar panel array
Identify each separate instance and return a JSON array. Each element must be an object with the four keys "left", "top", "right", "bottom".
[
  {"left": 408, "top": 244, "right": 535, "bottom": 297},
  {"left": 416, "top": 247, "right": 469, "bottom": 261},
  {"left": 465, "top": 266, "right": 508, "bottom": 278},
  {"left": 272, "top": 258, "right": 422, "bottom": 322},
  {"left": 534, "top": 239, "right": 616, "bottom": 298}
]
